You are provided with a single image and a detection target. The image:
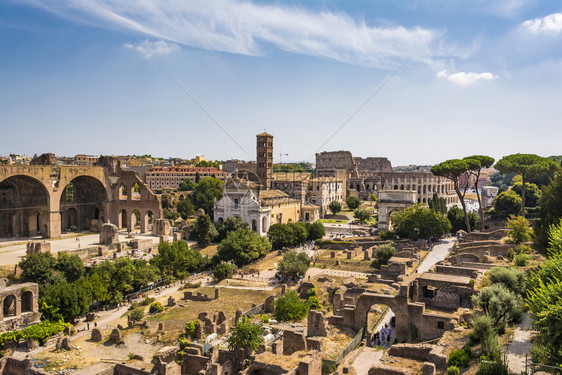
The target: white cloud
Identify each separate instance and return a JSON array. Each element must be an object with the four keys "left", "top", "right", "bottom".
[
  {"left": 124, "top": 40, "right": 178, "bottom": 58},
  {"left": 522, "top": 13, "right": 562, "bottom": 34},
  {"left": 437, "top": 70, "right": 498, "bottom": 86},
  {"left": 19, "top": 0, "right": 459, "bottom": 69}
]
